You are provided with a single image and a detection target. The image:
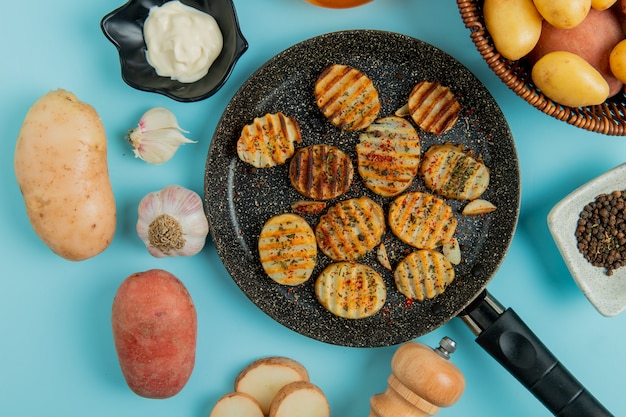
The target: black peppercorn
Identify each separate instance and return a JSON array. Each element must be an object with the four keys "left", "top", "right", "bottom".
[{"left": 575, "top": 190, "right": 626, "bottom": 276}]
